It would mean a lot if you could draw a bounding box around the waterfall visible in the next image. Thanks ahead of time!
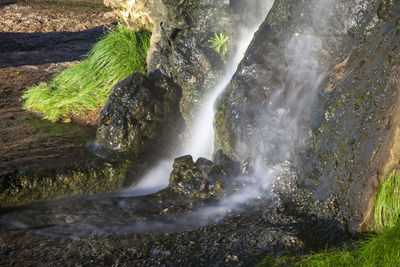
[121,0,274,197]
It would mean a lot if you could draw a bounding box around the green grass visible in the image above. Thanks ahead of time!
[23,23,151,123]
[258,171,400,267]
[296,224,400,267]
[374,171,400,231]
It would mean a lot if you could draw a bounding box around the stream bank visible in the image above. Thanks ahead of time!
[0,1,128,206]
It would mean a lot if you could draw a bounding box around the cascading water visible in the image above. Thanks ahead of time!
[122,0,274,197]
[2,1,388,264]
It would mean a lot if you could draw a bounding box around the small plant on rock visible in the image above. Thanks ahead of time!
[208,32,229,56]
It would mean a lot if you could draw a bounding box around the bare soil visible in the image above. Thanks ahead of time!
[0,1,117,177]
[0,1,115,33]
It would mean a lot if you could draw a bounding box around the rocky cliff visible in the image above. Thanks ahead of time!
[215,0,400,231]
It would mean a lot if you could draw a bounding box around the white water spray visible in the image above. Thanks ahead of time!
[181,20,273,159]
[122,1,274,197]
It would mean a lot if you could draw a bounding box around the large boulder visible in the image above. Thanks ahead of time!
[95,71,183,159]
[301,0,400,231]
[104,0,272,121]
[215,0,400,231]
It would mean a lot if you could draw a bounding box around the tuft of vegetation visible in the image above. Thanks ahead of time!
[258,170,400,267]
[297,223,400,267]
[208,32,229,56]
[23,23,151,123]
[374,171,400,232]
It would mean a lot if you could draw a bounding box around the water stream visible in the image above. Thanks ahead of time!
[0,0,349,236]
[122,0,274,197]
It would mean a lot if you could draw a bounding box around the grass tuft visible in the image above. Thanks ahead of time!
[374,171,400,231]
[23,23,151,123]
[258,170,400,267]
[297,223,400,267]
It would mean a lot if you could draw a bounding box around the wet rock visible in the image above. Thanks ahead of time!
[300,0,400,231]
[215,0,356,161]
[241,158,255,175]
[215,0,400,231]
[106,0,271,121]
[95,71,183,159]
[0,164,351,265]
[213,149,241,177]
[169,155,229,199]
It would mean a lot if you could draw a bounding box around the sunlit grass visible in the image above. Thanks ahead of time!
[23,23,151,123]
[297,223,400,267]
[258,171,400,267]
[374,171,400,231]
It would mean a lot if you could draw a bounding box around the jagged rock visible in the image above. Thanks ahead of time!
[95,71,183,158]
[215,0,356,161]
[213,149,241,177]
[169,155,230,199]
[105,0,272,121]
[215,0,400,231]
[103,0,165,31]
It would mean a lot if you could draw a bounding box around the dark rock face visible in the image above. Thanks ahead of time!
[215,0,400,231]
[95,71,183,159]
[301,0,400,231]
[215,0,356,161]
[147,0,272,121]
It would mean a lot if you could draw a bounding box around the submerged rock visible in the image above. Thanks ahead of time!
[95,71,183,159]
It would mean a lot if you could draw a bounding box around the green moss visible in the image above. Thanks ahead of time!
[23,23,151,122]
[0,159,131,207]
[214,87,236,159]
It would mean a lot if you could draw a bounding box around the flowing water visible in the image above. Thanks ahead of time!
[121,0,274,197]
[121,0,350,223]
[0,0,353,236]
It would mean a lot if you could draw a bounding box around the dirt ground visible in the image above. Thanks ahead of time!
[0,0,115,33]
[0,1,117,176]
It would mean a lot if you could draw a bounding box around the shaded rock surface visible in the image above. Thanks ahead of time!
[95,71,183,160]
[215,0,400,231]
